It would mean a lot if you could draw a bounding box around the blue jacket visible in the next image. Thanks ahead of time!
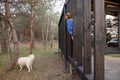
[66,19,73,36]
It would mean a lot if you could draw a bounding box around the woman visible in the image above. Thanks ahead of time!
[65,13,73,40]
[65,12,74,74]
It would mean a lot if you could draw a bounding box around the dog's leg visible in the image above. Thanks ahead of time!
[30,61,33,70]
[30,65,32,70]
[30,63,33,70]
[19,65,23,71]
[26,65,30,72]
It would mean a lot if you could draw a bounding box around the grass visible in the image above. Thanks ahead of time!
[0,54,10,70]
[0,46,58,66]
[106,54,120,57]
[0,42,81,80]
[0,43,60,80]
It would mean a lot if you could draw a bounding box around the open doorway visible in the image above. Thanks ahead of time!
[106,13,119,49]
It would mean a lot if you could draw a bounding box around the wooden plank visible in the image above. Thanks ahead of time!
[69,59,88,80]
[75,0,84,66]
[58,4,68,71]
[69,0,72,13]
[94,0,105,80]
[65,0,74,59]
[71,0,74,17]
[73,0,77,61]
[58,11,64,52]
[66,2,72,58]
[67,0,70,12]
[106,7,120,12]
[83,0,91,74]
[64,5,68,72]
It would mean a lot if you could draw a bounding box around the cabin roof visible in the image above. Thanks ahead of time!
[106,0,120,7]
[108,0,120,3]
[105,0,120,16]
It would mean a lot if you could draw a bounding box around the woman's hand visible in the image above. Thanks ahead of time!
[71,36,73,40]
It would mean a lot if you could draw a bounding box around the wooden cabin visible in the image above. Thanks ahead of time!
[58,0,120,80]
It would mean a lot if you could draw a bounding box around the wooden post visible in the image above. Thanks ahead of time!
[67,0,70,13]
[71,0,74,16]
[75,0,84,66]
[94,0,105,80]
[69,0,72,13]
[64,5,68,72]
[73,0,77,61]
[66,0,73,59]
[83,0,91,74]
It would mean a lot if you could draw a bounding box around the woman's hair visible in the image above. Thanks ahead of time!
[66,13,71,19]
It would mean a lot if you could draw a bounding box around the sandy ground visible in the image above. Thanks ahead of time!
[105,56,120,80]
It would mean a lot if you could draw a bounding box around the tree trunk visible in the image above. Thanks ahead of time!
[50,21,55,48]
[29,0,35,54]
[4,0,10,53]
[44,19,49,49]
[41,16,45,46]
[0,17,8,53]
[6,28,19,72]
[1,17,19,72]
[43,25,48,49]
[0,20,7,53]
[0,0,19,72]
[0,21,3,51]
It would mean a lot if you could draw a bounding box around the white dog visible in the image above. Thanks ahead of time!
[17,54,35,72]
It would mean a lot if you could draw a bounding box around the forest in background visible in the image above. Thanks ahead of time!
[0,0,63,72]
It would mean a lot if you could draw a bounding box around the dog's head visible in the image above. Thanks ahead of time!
[29,54,35,60]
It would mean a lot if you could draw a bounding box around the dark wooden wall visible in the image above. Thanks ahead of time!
[58,6,68,70]
[83,0,91,74]
[58,0,106,80]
